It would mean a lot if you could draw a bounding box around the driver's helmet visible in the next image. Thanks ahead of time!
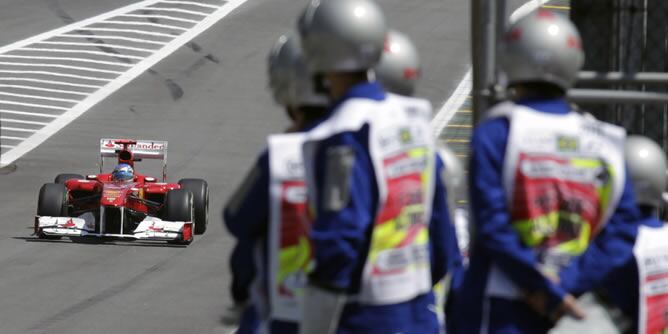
[112,163,134,182]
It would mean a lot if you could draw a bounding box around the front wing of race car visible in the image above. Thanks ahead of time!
[34,215,193,243]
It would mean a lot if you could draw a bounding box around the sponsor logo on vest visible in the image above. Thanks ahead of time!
[285,159,304,178]
[557,135,578,152]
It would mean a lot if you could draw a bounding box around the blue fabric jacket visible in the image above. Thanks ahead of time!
[450,98,642,334]
[305,82,462,334]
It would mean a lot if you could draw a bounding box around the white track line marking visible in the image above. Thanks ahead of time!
[101,20,189,31]
[0,100,69,110]
[159,0,220,10]
[2,118,49,126]
[143,7,209,16]
[0,77,101,89]
[0,84,89,96]
[17,47,145,61]
[0,92,78,104]
[431,0,550,137]
[34,41,155,54]
[0,145,15,149]
[0,109,59,118]
[74,27,176,38]
[58,34,168,46]
[118,14,200,24]
[1,0,251,166]
[0,61,123,74]
[0,1,168,54]
[431,70,471,137]
[0,54,134,67]
[0,70,110,82]
[1,136,28,141]
[1,127,37,133]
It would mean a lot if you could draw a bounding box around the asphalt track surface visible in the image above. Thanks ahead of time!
[0,0,519,333]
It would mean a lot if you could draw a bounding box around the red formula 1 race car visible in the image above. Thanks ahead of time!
[34,139,209,245]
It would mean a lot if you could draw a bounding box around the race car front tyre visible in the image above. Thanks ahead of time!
[54,173,83,184]
[178,178,209,235]
[164,189,194,245]
[37,183,67,240]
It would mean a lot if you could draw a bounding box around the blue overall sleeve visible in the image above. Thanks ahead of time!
[229,240,256,304]
[223,150,270,302]
[470,118,566,310]
[430,154,463,284]
[223,150,270,239]
[307,127,377,291]
[558,174,641,296]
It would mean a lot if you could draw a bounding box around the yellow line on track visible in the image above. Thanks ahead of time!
[446,138,470,143]
[446,124,472,128]
[541,5,570,10]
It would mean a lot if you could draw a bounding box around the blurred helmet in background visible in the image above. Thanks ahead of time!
[500,9,584,91]
[268,33,327,108]
[375,30,420,96]
[297,0,387,73]
[625,135,667,208]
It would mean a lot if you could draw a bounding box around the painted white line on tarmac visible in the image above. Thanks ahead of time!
[0,70,111,82]
[58,34,168,46]
[431,0,550,137]
[160,0,220,10]
[34,41,155,53]
[2,118,49,126]
[17,47,145,61]
[1,127,37,133]
[0,84,89,96]
[0,109,59,118]
[0,77,103,89]
[431,70,471,137]
[1,0,251,166]
[118,14,200,24]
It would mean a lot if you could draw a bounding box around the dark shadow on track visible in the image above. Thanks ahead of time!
[13,236,188,248]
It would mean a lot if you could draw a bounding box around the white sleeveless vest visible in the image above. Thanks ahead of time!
[303,93,436,305]
[635,223,668,334]
[266,132,311,322]
[484,102,626,298]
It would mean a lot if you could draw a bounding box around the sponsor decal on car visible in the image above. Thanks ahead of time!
[103,140,166,151]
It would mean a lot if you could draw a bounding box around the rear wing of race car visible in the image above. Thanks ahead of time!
[99,139,168,181]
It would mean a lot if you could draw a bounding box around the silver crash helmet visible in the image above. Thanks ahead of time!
[375,30,420,96]
[267,33,327,107]
[500,9,584,91]
[625,135,667,209]
[297,0,387,73]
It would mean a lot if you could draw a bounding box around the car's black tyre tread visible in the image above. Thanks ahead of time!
[164,189,193,245]
[178,179,209,235]
[37,183,67,240]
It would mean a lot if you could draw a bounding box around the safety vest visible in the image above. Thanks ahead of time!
[485,102,626,298]
[635,223,668,334]
[303,93,435,305]
[266,132,312,322]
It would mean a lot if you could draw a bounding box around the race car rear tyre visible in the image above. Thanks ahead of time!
[164,189,194,245]
[178,178,209,235]
[54,173,83,184]
[37,183,67,240]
